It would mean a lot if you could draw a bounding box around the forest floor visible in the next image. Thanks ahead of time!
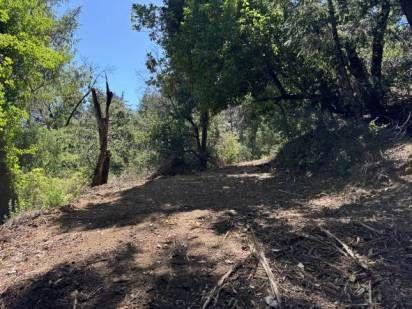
[1,141,412,308]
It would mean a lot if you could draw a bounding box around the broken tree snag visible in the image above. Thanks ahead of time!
[91,77,113,187]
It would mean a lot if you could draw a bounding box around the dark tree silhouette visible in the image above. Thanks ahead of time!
[91,76,113,187]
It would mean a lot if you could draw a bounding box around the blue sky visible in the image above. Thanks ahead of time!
[59,0,163,108]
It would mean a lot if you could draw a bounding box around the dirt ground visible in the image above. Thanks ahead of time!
[1,142,411,308]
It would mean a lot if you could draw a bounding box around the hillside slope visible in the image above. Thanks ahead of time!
[1,141,411,308]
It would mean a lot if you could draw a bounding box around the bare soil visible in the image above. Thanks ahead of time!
[1,142,411,308]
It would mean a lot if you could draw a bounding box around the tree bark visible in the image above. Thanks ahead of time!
[327,0,353,98]
[198,110,209,169]
[400,0,412,27]
[371,0,390,83]
[369,0,391,115]
[91,78,113,187]
[185,110,209,169]
[344,41,375,115]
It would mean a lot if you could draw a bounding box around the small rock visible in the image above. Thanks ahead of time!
[6,268,17,275]
[12,253,27,263]
[264,296,278,308]
[227,209,237,216]
[112,275,130,283]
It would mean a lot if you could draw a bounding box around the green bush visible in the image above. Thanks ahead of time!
[275,121,386,176]
[216,132,241,165]
[12,168,87,216]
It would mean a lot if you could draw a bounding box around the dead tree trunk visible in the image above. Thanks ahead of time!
[91,77,113,187]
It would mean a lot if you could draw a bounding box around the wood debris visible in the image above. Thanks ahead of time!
[320,227,370,270]
[202,253,252,309]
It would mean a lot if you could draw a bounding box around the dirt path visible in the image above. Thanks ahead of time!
[1,144,412,308]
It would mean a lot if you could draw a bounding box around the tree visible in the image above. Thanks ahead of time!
[133,0,411,141]
[91,77,113,186]
[0,0,74,221]
[132,1,250,167]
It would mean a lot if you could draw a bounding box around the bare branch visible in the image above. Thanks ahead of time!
[65,72,103,126]
[65,88,92,126]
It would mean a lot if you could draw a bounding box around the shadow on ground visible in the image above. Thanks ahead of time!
[2,141,412,307]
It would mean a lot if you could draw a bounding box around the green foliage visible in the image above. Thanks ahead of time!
[215,132,241,165]
[0,0,410,220]
[12,168,86,215]
[136,92,195,173]
[0,0,79,218]
[368,118,388,137]
[133,0,411,145]
[275,121,385,176]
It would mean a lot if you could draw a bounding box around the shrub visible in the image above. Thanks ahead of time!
[275,121,387,176]
[216,132,241,165]
[11,168,87,216]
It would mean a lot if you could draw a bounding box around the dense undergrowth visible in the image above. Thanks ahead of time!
[10,109,394,219]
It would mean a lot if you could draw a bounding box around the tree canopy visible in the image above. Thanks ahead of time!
[132,0,411,167]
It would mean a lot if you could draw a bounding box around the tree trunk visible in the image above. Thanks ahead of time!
[186,110,209,170]
[198,110,209,170]
[0,137,15,223]
[400,0,412,27]
[344,42,377,116]
[369,0,391,116]
[327,0,353,99]
[371,0,390,83]
[91,78,113,187]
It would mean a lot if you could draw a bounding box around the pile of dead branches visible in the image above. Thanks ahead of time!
[202,221,410,308]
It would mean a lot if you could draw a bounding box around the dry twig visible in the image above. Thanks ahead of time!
[320,227,369,270]
[357,221,383,235]
[250,230,282,308]
[368,280,373,309]
[202,253,252,309]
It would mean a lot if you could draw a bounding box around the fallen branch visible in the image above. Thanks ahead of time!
[320,227,369,270]
[295,231,323,243]
[202,253,252,309]
[357,221,383,235]
[368,280,373,308]
[277,189,301,197]
[343,303,380,308]
[250,230,282,308]
[395,111,411,139]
